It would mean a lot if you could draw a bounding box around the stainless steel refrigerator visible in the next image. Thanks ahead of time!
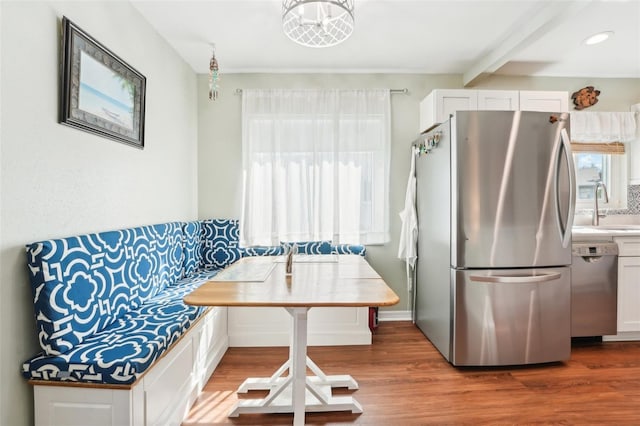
[414,110,575,366]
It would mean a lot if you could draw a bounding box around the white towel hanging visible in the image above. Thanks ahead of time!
[398,146,419,294]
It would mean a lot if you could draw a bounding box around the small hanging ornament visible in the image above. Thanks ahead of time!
[208,44,220,101]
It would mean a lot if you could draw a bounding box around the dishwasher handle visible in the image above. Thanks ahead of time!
[470,272,561,284]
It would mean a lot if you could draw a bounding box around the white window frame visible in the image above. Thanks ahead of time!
[573,151,627,211]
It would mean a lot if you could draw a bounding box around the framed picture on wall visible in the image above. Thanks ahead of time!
[60,16,146,148]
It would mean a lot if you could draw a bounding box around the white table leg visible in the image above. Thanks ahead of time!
[290,307,308,426]
[229,307,363,421]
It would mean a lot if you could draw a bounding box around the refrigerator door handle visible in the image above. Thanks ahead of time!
[555,127,576,248]
[470,272,562,284]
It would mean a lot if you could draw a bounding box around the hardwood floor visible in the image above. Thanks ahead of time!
[183,321,640,425]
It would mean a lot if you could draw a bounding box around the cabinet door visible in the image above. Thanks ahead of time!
[477,90,519,111]
[437,90,478,121]
[618,256,640,332]
[519,90,569,112]
[419,89,477,132]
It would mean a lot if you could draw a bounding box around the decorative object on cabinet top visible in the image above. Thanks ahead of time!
[571,86,600,110]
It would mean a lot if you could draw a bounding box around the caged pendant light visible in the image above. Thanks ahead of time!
[282,0,355,48]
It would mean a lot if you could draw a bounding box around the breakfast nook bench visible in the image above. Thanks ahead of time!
[22,218,367,426]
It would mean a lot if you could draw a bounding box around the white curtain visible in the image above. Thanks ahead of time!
[571,111,637,142]
[240,89,391,246]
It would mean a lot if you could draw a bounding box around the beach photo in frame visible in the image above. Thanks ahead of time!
[60,17,146,148]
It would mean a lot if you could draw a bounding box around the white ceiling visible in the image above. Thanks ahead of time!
[131,0,640,84]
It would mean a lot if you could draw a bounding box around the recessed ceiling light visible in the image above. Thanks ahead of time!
[584,31,614,45]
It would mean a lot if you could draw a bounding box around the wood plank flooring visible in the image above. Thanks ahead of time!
[183,321,640,425]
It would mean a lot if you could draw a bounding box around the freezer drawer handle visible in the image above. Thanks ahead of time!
[470,272,562,283]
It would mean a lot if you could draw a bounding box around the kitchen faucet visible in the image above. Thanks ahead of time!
[592,181,609,226]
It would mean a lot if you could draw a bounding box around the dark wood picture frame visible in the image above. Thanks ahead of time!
[60,17,146,148]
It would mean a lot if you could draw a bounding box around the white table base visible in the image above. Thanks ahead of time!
[228,308,363,425]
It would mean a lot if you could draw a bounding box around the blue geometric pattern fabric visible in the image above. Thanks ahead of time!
[23,218,367,385]
[25,222,184,356]
[281,240,333,255]
[23,297,206,384]
[201,219,242,270]
[243,245,285,257]
[332,243,366,256]
[182,221,202,277]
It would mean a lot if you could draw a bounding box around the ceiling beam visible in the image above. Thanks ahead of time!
[462,0,593,87]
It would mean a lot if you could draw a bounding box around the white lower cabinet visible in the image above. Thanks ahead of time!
[604,237,640,341]
[617,256,640,332]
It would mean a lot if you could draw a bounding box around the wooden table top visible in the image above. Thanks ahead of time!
[183,255,400,308]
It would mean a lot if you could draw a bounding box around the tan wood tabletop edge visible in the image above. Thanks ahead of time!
[183,256,400,308]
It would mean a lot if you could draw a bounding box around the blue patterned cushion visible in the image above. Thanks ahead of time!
[184,268,220,282]
[22,298,207,385]
[182,221,202,277]
[201,219,242,269]
[282,240,333,255]
[242,245,285,257]
[332,244,366,256]
[25,222,184,356]
[136,223,185,302]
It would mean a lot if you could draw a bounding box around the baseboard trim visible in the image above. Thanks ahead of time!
[603,332,640,342]
[378,310,412,322]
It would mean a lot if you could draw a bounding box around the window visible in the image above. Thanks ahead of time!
[569,110,636,211]
[240,89,390,246]
[573,151,627,210]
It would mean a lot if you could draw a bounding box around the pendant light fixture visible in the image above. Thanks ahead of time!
[282,0,355,48]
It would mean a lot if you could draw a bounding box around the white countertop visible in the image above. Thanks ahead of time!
[572,225,640,239]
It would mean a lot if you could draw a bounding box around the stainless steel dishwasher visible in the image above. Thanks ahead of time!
[571,242,618,337]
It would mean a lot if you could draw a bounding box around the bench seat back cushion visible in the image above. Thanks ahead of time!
[182,221,203,277]
[201,219,242,270]
[281,240,333,255]
[26,222,185,356]
[332,243,366,256]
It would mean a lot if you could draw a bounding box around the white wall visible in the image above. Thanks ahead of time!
[0,1,198,424]
[197,73,640,315]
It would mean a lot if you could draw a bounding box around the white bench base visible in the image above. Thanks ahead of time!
[228,306,371,347]
[32,305,372,426]
[32,306,228,426]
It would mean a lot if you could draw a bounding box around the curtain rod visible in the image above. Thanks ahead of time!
[234,88,408,95]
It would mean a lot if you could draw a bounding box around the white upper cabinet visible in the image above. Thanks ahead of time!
[419,89,477,133]
[477,90,519,111]
[519,90,569,112]
[419,89,568,133]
